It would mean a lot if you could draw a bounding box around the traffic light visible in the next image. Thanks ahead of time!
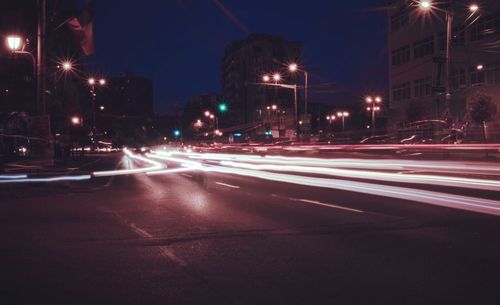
[173,129,181,138]
[218,103,228,113]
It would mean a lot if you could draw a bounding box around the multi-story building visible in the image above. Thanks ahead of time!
[388,0,500,139]
[221,33,301,131]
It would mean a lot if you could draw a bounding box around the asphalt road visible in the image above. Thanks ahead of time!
[1,154,500,305]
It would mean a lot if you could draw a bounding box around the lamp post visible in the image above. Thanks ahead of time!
[261,76,299,139]
[288,63,309,115]
[5,35,37,77]
[365,96,382,135]
[417,1,480,119]
[204,111,219,139]
[336,111,349,132]
[88,77,106,130]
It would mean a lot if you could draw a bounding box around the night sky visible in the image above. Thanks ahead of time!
[88,0,389,114]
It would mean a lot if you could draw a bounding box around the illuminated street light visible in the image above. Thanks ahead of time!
[336,111,349,131]
[262,75,270,82]
[6,35,22,51]
[288,62,309,116]
[272,104,278,110]
[419,0,431,10]
[71,116,81,126]
[62,61,72,71]
[273,73,281,83]
[99,78,106,86]
[469,4,479,12]
[88,78,96,85]
[365,96,382,135]
[204,110,211,117]
[477,64,484,70]
[99,106,105,111]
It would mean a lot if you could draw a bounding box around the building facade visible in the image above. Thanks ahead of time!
[221,33,301,131]
[388,0,500,139]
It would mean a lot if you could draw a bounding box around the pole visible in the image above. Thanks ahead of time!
[342,117,345,132]
[37,0,46,116]
[91,86,96,129]
[444,9,453,118]
[371,107,375,136]
[304,71,308,115]
[294,85,298,141]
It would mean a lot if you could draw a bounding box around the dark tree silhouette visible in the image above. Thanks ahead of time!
[468,93,497,142]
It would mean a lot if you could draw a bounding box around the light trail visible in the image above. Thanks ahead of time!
[0,174,28,179]
[92,148,163,177]
[149,150,500,216]
[0,175,91,184]
[176,151,500,176]
[219,161,500,192]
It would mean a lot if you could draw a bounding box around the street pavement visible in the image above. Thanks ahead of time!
[1,152,500,305]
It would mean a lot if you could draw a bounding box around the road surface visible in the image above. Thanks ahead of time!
[1,152,500,305]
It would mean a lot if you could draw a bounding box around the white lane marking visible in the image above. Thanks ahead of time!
[181,173,193,178]
[215,182,241,189]
[290,198,364,213]
[103,209,187,266]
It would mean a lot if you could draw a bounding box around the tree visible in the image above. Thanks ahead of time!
[468,93,497,142]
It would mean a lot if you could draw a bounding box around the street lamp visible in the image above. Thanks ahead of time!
[416,1,479,119]
[273,73,281,83]
[71,116,82,126]
[365,95,382,136]
[476,64,484,71]
[326,115,336,125]
[336,111,349,132]
[88,77,106,129]
[419,0,432,10]
[288,62,309,115]
[6,35,22,51]
[262,75,270,82]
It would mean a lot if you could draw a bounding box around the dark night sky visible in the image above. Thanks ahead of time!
[88,0,389,114]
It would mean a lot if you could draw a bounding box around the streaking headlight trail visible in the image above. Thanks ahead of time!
[92,148,163,177]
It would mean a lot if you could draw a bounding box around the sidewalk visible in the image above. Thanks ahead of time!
[1,153,120,177]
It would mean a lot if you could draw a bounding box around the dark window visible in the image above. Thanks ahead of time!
[392,45,410,66]
[413,36,434,59]
[392,82,411,101]
[414,77,432,97]
[391,7,409,32]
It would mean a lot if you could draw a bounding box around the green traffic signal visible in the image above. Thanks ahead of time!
[218,103,228,113]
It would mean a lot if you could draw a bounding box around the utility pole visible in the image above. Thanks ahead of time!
[444,9,453,118]
[37,0,47,116]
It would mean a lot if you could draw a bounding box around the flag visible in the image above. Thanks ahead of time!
[67,0,96,56]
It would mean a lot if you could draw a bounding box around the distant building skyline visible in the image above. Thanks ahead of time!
[88,0,388,114]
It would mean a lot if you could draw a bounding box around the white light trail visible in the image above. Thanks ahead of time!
[92,148,163,177]
[177,151,500,176]
[149,150,500,216]
[0,174,28,179]
[0,175,91,184]
[219,161,500,192]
